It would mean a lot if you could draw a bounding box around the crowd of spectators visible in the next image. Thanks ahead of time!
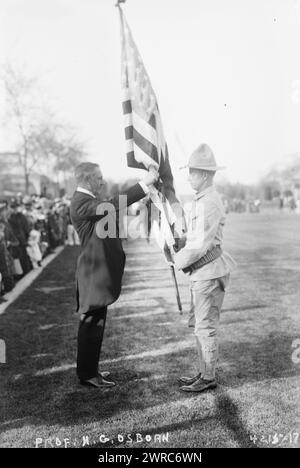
[0,194,79,299]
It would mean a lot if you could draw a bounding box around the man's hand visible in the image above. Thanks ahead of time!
[142,166,159,186]
[173,235,187,253]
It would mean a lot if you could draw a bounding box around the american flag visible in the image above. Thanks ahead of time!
[118,7,184,248]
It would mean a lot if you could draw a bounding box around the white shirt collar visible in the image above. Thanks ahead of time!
[76,186,96,199]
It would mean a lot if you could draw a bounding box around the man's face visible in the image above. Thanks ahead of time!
[188,168,207,192]
[89,167,105,196]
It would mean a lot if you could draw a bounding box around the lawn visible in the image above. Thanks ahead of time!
[0,212,299,448]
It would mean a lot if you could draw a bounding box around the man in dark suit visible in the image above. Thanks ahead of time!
[70,161,158,388]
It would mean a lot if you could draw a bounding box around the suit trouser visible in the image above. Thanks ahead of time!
[189,274,230,380]
[77,306,107,381]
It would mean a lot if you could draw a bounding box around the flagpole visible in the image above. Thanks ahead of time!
[158,186,183,314]
[170,265,182,314]
[163,243,183,314]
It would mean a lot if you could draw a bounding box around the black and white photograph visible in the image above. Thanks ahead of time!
[0,0,299,452]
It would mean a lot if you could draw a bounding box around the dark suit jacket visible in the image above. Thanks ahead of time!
[70,184,146,314]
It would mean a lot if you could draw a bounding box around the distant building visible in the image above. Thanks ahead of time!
[0,152,58,197]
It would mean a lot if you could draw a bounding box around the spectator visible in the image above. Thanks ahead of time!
[35,215,49,257]
[8,201,32,275]
[26,229,42,269]
[66,204,80,246]
[0,194,80,298]
[22,196,37,230]
[254,199,261,213]
[46,203,61,251]
[0,220,15,293]
[290,196,296,212]
[279,195,284,210]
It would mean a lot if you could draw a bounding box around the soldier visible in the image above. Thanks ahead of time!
[174,144,236,393]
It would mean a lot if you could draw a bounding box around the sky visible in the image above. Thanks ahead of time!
[0,0,300,194]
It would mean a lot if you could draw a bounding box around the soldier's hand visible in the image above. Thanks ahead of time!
[173,235,187,253]
[143,166,159,186]
[163,243,174,264]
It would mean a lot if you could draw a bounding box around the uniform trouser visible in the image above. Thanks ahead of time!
[76,306,107,381]
[189,274,230,380]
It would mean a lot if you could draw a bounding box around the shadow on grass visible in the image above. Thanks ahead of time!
[1,332,299,440]
[214,393,256,448]
[1,375,257,448]
[222,305,268,313]
[86,389,257,449]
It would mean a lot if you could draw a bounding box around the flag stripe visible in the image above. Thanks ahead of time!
[125,125,133,140]
[133,128,159,163]
[119,7,179,220]
[122,88,130,101]
[125,138,134,153]
[122,100,132,114]
[127,151,146,169]
[133,142,158,168]
[124,112,133,127]
[132,111,157,147]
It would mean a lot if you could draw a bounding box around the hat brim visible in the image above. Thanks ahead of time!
[180,165,226,171]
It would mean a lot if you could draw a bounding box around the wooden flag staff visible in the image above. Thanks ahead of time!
[171,264,183,314]
[163,242,183,315]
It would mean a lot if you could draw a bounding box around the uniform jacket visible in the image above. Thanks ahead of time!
[174,185,236,280]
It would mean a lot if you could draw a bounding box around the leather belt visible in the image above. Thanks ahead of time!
[182,245,222,274]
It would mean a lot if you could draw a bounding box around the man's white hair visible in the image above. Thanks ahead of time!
[75,162,99,184]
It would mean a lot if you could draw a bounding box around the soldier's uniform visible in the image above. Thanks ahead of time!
[174,144,236,390]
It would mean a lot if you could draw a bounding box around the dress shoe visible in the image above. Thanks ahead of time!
[180,377,217,393]
[80,375,116,388]
[178,372,202,385]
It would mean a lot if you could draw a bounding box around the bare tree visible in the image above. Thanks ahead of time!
[33,125,87,188]
[2,65,48,193]
[2,65,86,194]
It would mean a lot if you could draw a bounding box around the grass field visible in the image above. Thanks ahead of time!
[0,212,299,448]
